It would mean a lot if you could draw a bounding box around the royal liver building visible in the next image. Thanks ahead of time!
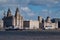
[3,8,23,29]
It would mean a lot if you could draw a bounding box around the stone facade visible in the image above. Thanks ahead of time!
[14,8,23,29]
[23,16,58,30]
[38,16,44,29]
[3,8,23,29]
[23,21,30,29]
[23,20,39,29]
[0,19,3,29]
[44,16,58,29]
[29,20,39,29]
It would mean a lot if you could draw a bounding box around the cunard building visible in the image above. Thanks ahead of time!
[3,8,23,29]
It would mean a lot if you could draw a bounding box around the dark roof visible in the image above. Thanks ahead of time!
[51,18,60,23]
[51,19,56,23]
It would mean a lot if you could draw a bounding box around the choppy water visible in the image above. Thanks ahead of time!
[0,31,60,40]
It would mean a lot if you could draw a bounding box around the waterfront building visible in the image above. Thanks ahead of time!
[0,19,3,30]
[38,16,44,29]
[3,8,23,29]
[24,16,58,30]
[23,20,39,29]
[23,21,29,29]
[44,16,58,29]
[29,20,39,29]
[51,18,60,28]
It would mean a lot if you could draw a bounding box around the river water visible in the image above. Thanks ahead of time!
[0,31,60,40]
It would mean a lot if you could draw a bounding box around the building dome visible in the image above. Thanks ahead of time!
[46,16,51,23]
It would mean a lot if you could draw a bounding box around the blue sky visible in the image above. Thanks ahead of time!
[0,0,60,20]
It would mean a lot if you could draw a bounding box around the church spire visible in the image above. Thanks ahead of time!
[7,8,12,17]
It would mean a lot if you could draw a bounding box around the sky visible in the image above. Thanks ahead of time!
[0,0,60,20]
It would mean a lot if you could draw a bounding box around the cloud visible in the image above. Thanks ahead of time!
[21,7,30,12]
[0,0,8,3]
[0,0,59,8]
[21,7,35,17]
[29,0,59,5]
[38,9,54,18]
[0,0,60,19]
[28,0,60,8]
[28,13,35,16]
[40,9,49,14]
[38,8,60,19]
